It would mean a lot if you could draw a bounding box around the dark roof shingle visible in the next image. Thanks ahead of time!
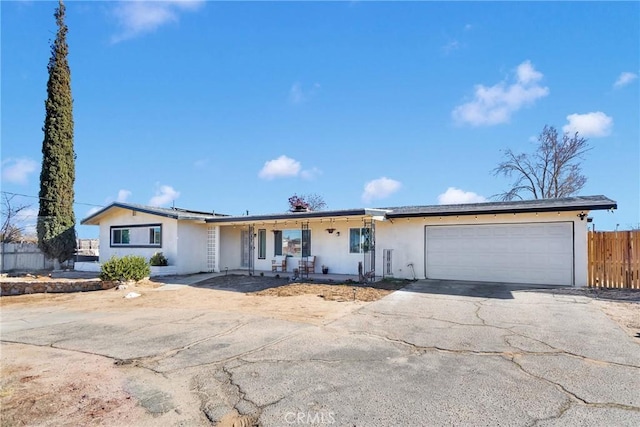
[384,195,617,218]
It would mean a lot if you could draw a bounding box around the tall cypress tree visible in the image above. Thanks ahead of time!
[37,0,76,268]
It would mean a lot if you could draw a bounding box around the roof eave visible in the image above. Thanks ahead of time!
[386,202,617,219]
[81,202,182,225]
[205,209,380,224]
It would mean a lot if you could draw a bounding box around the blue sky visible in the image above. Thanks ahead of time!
[2,0,638,238]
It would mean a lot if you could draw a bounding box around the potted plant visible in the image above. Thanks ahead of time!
[322,265,329,274]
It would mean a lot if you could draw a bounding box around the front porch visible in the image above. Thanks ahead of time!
[207,208,386,280]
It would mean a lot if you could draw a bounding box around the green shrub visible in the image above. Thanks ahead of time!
[100,255,151,282]
[149,252,168,266]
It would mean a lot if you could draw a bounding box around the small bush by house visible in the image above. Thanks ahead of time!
[100,255,150,282]
[149,252,169,267]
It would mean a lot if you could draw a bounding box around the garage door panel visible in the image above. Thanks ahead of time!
[426,223,573,286]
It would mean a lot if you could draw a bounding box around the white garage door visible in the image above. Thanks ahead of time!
[425,222,573,286]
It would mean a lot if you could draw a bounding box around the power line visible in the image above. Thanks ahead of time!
[1,191,105,208]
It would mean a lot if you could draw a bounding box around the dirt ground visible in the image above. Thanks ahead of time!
[0,274,407,426]
[1,274,638,426]
[1,344,149,427]
[546,287,640,340]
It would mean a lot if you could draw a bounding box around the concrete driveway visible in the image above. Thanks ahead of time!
[2,279,639,426]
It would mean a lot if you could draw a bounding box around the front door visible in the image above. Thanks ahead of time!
[240,226,255,274]
[362,219,375,282]
[241,230,250,268]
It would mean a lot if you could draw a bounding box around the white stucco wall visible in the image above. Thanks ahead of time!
[97,210,179,265]
[92,209,212,275]
[183,209,590,285]
[176,221,209,274]
[221,221,374,275]
[219,226,242,271]
[301,223,368,275]
[375,211,590,285]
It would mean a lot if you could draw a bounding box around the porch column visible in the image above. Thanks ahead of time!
[207,225,221,272]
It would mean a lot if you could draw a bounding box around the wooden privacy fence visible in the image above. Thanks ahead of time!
[588,230,640,289]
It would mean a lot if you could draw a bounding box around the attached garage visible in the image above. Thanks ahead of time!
[425,222,574,286]
[382,196,618,286]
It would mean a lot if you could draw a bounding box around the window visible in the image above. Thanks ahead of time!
[273,229,311,257]
[258,229,266,259]
[274,230,283,256]
[110,224,162,247]
[149,226,161,245]
[302,229,311,257]
[349,228,371,253]
[283,229,301,256]
[112,228,130,245]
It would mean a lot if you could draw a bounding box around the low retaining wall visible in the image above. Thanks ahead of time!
[0,279,114,297]
[75,262,179,276]
[73,262,101,273]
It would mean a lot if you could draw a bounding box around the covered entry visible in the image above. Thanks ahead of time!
[425,222,574,286]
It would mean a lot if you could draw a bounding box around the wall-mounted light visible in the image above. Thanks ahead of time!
[577,212,587,221]
[326,228,336,234]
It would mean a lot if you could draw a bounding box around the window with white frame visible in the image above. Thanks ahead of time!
[112,228,130,245]
[149,226,161,245]
[273,229,311,257]
[111,224,162,247]
[257,229,266,259]
[349,227,371,253]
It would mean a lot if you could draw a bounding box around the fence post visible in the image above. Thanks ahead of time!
[625,231,631,288]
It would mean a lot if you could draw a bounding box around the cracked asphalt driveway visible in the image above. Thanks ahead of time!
[1,278,639,426]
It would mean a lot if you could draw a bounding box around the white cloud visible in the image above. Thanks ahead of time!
[452,60,549,126]
[14,207,38,235]
[111,0,204,43]
[14,207,38,222]
[563,112,613,138]
[149,185,180,207]
[437,187,487,205]
[362,177,401,204]
[1,158,38,185]
[117,189,132,203]
[613,71,638,88]
[300,167,322,180]
[515,60,543,84]
[289,82,320,105]
[258,155,301,180]
[289,83,305,104]
[442,40,461,54]
[86,206,101,217]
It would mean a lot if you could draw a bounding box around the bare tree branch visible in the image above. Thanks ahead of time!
[288,193,327,212]
[493,126,590,200]
[1,194,32,243]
